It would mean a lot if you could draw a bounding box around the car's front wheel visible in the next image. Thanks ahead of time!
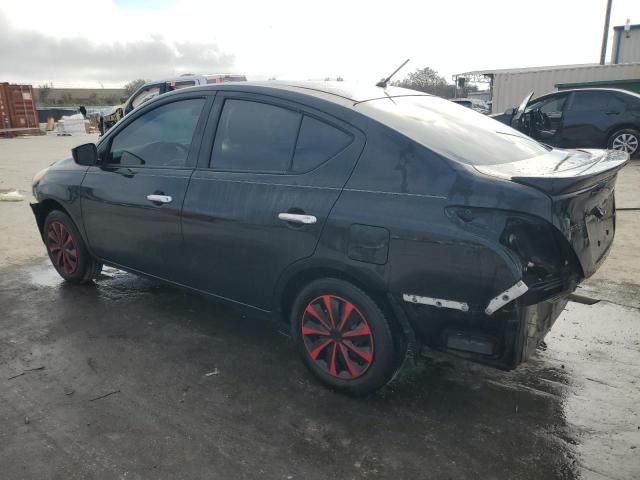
[608,128,640,158]
[290,278,401,395]
[43,210,102,284]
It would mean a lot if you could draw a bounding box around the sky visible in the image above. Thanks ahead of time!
[1,0,639,88]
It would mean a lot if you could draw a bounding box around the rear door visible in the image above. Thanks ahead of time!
[181,92,365,309]
[561,91,624,148]
[82,93,211,279]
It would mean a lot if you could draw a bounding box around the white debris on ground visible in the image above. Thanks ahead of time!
[0,190,24,202]
[55,113,90,136]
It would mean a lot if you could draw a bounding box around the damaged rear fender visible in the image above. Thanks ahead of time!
[394,207,582,321]
[444,206,583,307]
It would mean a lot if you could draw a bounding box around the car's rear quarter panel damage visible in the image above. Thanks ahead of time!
[335,124,586,369]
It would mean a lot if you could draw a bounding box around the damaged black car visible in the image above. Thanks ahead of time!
[30,82,627,394]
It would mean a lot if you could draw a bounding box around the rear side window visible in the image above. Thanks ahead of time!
[292,116,352,172]
[211,100,301,172]
[109,98,205,168]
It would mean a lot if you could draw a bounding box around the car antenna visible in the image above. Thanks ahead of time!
[376,59,410,88]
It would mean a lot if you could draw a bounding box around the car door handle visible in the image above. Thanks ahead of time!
[278,213,317,224]
[146,194,172,204]
[605,111,621,115]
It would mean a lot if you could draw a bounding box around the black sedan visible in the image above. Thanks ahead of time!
[492,88,640,157]
[31,82,627,394]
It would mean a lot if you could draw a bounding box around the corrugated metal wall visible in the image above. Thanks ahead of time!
[492,63,640,113]
[612,28,640,64]
[0,83,40,137]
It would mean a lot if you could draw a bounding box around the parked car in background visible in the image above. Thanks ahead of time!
[99,73,247,134]
[450,97,490,114]
[492,88,640,157]
[32,82,627,394]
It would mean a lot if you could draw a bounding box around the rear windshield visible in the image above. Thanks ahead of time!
[359,95,549,165]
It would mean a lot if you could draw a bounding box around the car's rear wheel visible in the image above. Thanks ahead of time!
[43,210,101,284]
[290,278,400,395]
[608,128,640,158]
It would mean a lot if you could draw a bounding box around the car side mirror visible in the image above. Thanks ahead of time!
[504,107,516,116]
[71,143,98,166]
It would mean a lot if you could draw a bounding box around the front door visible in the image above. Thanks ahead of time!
[523,93,569,145]
[181,93,365,310]
[81,95,209,279]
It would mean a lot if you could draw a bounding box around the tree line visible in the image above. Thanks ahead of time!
[392,67,477,98]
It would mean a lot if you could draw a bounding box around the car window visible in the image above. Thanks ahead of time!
[174,81,197,90]
[526,95,567,115]
[210,99,301,172]
[359,95,550,165]
[453,100,472,108]
[292,116,352,173]
[109,98,205,168]
[569,92,609,112]
[131,86,162,109]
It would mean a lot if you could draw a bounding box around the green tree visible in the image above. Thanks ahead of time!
[392,67,452,97]
[37,83,52,105]
[101,95,118,105]
[60,92,73,105]
[123,79,147,98]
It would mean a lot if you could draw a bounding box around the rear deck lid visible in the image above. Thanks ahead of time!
[475,148,628,194]
[476,148,628,277]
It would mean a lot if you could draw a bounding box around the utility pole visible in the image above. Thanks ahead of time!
[600,0,613,65]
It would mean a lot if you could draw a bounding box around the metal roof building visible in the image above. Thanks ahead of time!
[454,22,640,113]
[456,62,640,114]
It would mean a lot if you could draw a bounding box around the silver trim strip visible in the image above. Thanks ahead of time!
[402,294,469,312]
[484,280,529,315]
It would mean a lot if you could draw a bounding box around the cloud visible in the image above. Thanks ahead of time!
[0,11,234,86]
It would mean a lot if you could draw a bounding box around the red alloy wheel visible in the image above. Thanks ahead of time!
[46,221,78,275]
[301,295,375,379]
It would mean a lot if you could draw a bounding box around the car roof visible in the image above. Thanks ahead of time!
[143,75,206,85]
[535,87,640,99]
[168,81,431,107]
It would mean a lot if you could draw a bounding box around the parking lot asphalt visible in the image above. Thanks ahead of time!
[1,135,640,479]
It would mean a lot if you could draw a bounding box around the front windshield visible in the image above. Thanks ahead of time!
[359,95,550,165]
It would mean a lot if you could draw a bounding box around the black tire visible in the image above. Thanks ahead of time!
[290,278,400,395]
[608,128,640,158]
[43,210,102,284]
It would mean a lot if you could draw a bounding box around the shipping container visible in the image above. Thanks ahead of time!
[456,63,640,113]
[0,83,40,138]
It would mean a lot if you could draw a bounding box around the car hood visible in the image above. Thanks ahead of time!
[475,148,629,194]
